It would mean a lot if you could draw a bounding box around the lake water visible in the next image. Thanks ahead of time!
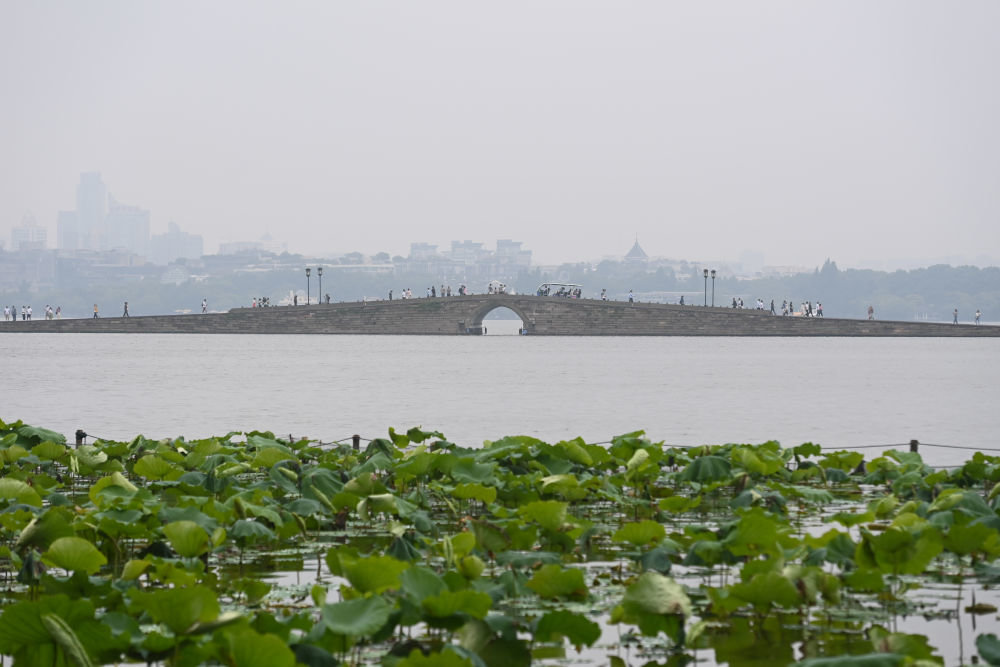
[2,331,997,468]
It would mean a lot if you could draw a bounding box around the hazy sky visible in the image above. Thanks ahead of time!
[3,2,999,268]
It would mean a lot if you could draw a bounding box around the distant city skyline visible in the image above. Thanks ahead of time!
[3,3,998,270]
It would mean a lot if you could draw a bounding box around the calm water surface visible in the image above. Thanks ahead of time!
[2,331,997,467]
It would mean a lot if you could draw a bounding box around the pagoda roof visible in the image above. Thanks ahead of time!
[625,239,648,260]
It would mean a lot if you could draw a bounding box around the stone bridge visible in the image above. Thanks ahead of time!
[3,294,999,336]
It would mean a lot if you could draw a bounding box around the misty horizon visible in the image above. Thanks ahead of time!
[4,2,998,271]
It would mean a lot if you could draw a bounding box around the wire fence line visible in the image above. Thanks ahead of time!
[72,430,999,467]
[321,436,1000,455]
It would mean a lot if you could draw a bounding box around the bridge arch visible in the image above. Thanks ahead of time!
[467,297,533,334]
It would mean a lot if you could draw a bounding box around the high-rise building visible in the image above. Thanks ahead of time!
[10,213,47,250]
[57,211,79,250]
[76,172,107,250]
[150,222,204,265]
[106,194,150,257]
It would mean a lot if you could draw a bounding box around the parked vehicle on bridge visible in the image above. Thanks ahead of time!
[536,282,582,298]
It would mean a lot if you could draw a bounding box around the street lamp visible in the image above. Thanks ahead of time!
[305,267,311,305]
[703,269,708,307]
[710,269,716,307]
[317,266,323,304]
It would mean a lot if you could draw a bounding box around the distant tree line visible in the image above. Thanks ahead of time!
[3,259,997,323]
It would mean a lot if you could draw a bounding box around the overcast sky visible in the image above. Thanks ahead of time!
[2,2,998,269]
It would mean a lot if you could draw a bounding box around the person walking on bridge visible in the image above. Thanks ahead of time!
[953,308,958,324]
[93,304,99,318]
[123,301,130,317]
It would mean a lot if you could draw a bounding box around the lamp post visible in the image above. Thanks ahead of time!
[305,267,311,305]
[703,269,708,307]
[317,266,323,304]
[710,269,716,307]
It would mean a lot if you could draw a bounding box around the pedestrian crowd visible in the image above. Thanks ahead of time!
[3,304,63,321]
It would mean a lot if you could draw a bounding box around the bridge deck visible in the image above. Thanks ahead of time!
[2,295,998,336]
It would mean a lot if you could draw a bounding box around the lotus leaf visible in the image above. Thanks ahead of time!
[639,545,675,574]
[869,494,899,519]
[322,595,392,637]
[857,526,943,575]
[451,459,496,484]
[0,477,43,506]
[422,589,492,620]
[555,438,594,466]
[679,455,731,482]
[73,445,108,469]
[328,550,409,594]
[449,531,476,559]
[358,493,402,520]
[534,610,600,650]
[659,494,702,513]
[133,454,180,481]
[43,536,107,575]
[160,506,219,533]
[470,518,510,554]
[0,595,100,665]
[231,519,277,545]
[730,571,800,612]
[1,443,29,464]
[978,634,1000,666]
[128,585,221,635]
[17,425,67,445]
[251,446,296,469]
[400,566,448,603]
[791,654,905,666]
[120,559,152,580]
[30,440,66,460]
[945,522,1000,557]
[518,500,568,533]
[612,520,666,547]
[163,520,211,557]
[830,510,875,528]
[286,497,323,516]
[223,627,296,667]
[732,446,784,475]
[395,451,436,480]
[16,508,75,551]
[723,507,788,558]
[868,626,941,663]
[397,648,476,667]
[613,571,690,640]
[526,564,588,600]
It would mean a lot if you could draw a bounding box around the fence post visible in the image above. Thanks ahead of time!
[909,439,919,453]
[352,434,361,451]
[75,429,86,447]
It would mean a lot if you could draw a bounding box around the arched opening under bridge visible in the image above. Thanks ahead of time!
[470,305,527,336]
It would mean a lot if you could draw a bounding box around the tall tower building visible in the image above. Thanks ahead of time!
[106,194,150,256]
[57,210,79,250]
[76,172,107,250]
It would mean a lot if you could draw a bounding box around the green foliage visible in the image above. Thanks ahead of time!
[978,634,1000,666]
[43,537,108,575]
[2,419,998,665]
[611,572,690,642]
[679,455,731,482]
[526,564,588,600]
[612,520,666,547]
[322,595,393,637]
[533,610,600,650]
